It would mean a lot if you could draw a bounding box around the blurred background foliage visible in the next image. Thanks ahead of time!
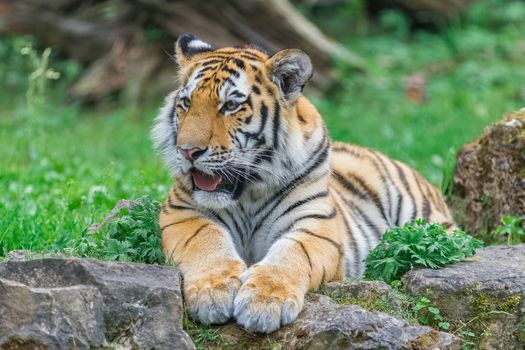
[1,0,524,256]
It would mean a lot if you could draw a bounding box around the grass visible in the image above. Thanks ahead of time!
[1,0,525,257]
[0,91,169,256]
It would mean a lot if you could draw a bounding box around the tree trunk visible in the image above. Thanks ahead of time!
[0,0,365,103]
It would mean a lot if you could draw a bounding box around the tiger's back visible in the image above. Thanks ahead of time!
[329,142,454,276]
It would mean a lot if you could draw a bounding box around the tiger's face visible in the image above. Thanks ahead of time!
[153,34,313,209]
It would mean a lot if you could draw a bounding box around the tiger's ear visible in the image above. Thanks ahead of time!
[175,33,213,69]
[266,49,313,101]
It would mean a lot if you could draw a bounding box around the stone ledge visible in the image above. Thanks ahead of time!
[404,244,525,350]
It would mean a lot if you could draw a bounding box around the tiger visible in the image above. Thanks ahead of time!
[152,33,455,334]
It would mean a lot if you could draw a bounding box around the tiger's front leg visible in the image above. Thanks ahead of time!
[160,197,247,325]
[234,225,344,333]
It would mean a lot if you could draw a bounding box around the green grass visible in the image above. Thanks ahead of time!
[0,94,169,256]
[1,0,525,257]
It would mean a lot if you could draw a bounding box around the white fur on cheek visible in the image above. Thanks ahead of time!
[151,91,179,176]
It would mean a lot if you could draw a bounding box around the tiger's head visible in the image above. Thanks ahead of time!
[153,34,327,209]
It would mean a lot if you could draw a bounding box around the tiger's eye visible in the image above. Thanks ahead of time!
[181,97,191,109]
[224,101,239,111]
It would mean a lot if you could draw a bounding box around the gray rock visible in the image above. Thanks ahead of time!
[217,294,461,350]
[0,258,194,350]
[321,280,392,300]
[403,244,525,350]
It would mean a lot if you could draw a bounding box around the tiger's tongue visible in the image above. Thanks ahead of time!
[191,170,222,191]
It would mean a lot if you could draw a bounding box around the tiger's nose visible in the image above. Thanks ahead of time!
[177,146,208,161]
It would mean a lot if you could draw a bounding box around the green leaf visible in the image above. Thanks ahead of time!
[418,315,429,325]
[428,306,440,315]
[438,322,450,330]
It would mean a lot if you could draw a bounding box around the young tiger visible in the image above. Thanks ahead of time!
[152,34,455,333]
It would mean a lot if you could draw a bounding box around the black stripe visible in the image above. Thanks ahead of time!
[333,188,376,253]
[223,77,237,87]
[178,183,192,195]
[233,58,245,69]
[252,85,261,95]
[160,216,200,231]
[332,145,360,157]
[240,53,263,61]
[184,224,210,248]
[201,59,223,67]
[225,208,245,245]
[173,189,192,206]
[201,53,261,62]
[333,171,367,201]
[168,196,193,211]
[169,99,177,146]
[279,191,329,218]
[393,161,416,222]
[230,90,246,99]
[348,172,389,223]
[297,228,343,255]
[272,104,281,149]
[337,192,382,238]
[168,204,194,211]
[277,208,337,237]
[332,197,360,275]
[422,197,431,221]
[395,192,403,227]
[238,204,251,234]
[221,67,240,77]
[285,237,313,270]
[368,151,396,224]
[196,65,218,76]
[334,171,389,224]
[409,169,429,221]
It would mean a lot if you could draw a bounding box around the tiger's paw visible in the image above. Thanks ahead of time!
[233,265,305,333]
[184,260,246,325]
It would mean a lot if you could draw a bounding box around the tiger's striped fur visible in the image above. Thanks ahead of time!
[152,34,455,333]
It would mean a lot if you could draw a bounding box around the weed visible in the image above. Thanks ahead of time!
[183,310,227,350]
[364,219,483,283]
[71,196,164,264]
[413,297,450,330]
[19,43,61,113]
[492,215,525,245]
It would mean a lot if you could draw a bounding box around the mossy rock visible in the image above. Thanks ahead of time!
[449,108,525,238]
[403,245,525,350]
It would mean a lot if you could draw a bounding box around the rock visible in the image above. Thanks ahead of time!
[0,257,461,350]
[0,258,194,350]
[319,280,403,312]
[449,108,525,234]
[403,244,525,350]
[216,293,461,349]
[321,280,392,300]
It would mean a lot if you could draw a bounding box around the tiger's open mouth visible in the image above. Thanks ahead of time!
[190,169,241,195]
